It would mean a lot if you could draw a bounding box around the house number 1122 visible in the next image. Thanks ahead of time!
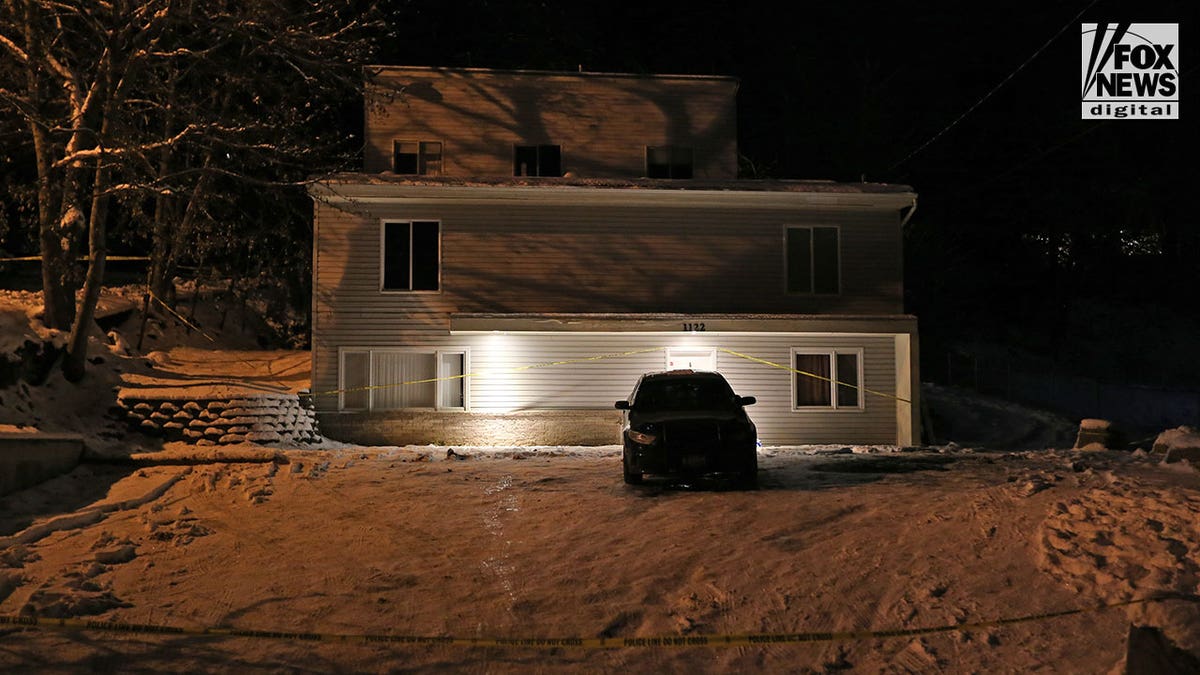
[682,323,706,332]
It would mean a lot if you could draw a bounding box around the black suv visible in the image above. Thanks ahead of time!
[615,370,758,488]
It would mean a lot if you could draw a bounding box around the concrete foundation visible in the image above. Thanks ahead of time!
[317,409,624,447]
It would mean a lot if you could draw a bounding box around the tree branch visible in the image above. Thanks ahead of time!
[51,123,196,168]
[0,29,27,62]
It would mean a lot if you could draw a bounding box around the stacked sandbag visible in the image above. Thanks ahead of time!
[116,389,321,445]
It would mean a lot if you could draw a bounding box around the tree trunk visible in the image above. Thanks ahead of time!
[62,163,110,382]
[147,86,178,306]
[147,150,214,303]
[38,197,79,330]
[29,111,76,330]
[147,203,177,305]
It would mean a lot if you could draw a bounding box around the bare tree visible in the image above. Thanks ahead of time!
[0,0,375,380]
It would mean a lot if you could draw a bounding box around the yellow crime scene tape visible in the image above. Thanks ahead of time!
[0,595,1183,648]
[142,288,292,393]
[0,255,150,262]
[312,346,668,400]
[106,286,908,406]
[719,348,912,404]
[313,347,910,405]
[145,288,217,346]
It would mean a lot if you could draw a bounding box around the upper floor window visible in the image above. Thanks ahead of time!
[393,140,442,175]
[646,146,693,179]
[514,144,562,177]
[382,220,440,291]
[786,225,840,294]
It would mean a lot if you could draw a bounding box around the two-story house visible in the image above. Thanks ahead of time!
[309,66,920,446]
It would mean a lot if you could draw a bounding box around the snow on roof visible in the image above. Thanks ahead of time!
[320,173,913,195]
[368,64,740,84]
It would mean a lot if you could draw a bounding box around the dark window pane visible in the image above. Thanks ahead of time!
[411,221,440,290]
[394,141,419,174]
[646,146,671,178]
[671,147,693,178]
[795,353,832,406]
[836,353,859,407]
[786,228,812,293]
[537,144,561,176]
[647,146,692,178]
[813,227,839,294]
[514,145,538,176]
[382,222,410,290]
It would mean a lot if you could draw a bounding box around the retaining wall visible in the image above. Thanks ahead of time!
[0,432,85,496]
[117,388,321,445]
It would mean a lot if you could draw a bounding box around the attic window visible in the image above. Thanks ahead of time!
[393,140,442,175]
[514,144,562,177]
[646,146,693,179]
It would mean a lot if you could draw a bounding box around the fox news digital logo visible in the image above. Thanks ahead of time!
[1082,23,1179,119]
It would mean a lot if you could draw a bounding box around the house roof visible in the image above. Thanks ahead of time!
[449,313,919,334]
[318,173,913,195]
[368,65,740,86]
[311,174,916,211]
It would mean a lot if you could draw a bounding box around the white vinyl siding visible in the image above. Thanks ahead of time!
[311,193,914,445]
[332,333,901,444]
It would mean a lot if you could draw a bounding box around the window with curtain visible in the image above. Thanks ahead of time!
[792,349,863,409]
[339,349,468,410]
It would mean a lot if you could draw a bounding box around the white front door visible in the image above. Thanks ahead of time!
[666,347,717,371]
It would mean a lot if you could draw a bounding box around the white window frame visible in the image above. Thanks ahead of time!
[789,347,865,412]
[783,225,842,295]
[380,219,442,293]
[338,347,470,411]
[338,348,372,411]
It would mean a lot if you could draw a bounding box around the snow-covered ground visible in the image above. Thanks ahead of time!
[2,289,1200,672]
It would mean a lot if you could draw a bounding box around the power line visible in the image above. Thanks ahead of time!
[950,60,1197,199]
[885,0,1100,176]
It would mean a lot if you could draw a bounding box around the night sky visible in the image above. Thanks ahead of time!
[377,0,1196,384]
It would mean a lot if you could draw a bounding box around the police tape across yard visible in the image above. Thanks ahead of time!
[0,594,1185,648]
[310,346,910,405]
[97,290,913,407]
